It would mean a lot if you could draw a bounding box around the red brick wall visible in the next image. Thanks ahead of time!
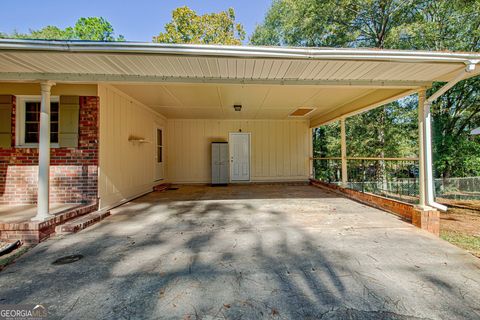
[0,96,99,205]
[310,179,414,221]
[309,179,440,235]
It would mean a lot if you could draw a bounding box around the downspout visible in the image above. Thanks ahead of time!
[423,61,478,211]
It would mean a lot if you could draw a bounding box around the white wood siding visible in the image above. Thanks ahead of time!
[167,119,309,183]
[98,85,166,210]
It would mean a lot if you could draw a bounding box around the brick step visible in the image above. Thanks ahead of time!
[55,210,110,234]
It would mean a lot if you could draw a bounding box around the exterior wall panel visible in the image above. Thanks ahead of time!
[97,85,166,210]
[167,119,309,183]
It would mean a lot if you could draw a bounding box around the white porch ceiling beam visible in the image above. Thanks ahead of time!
[0,72,432,88]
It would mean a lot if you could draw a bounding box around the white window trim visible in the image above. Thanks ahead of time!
[15,95,60,148]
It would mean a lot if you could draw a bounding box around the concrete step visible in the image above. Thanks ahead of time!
[153,183,171,192]
[55,210,110,234]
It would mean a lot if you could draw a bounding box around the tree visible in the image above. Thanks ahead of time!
[0,17,124,41]
[251,0,418,48]
[70,17,124,41]
[390,0,480,178]
[251,0,356,47]
[154,6,245,45]
[253,0,480,178]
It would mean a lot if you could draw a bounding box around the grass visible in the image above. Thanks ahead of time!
[440,230,480,258]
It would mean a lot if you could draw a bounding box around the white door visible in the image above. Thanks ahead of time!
[229,133,250,181]
[155,127,164,181]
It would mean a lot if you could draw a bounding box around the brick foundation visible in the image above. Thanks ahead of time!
[310,179,440,235]
[412,208,440,236]
[0,96,99,205]
[0,202,99,244]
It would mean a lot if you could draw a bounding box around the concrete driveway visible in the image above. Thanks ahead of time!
[1,184,480,320]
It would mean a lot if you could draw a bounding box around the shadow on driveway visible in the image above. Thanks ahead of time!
[1,185,479,319]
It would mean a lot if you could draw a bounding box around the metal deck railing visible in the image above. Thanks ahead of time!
[312,157,420,204]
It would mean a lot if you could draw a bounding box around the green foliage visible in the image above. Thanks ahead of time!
[0,17,124,41]
[154,6,245,45]
[251,0,419,48]
[346,98,419,158]
[388,0,480,51]
[251,0,356,47]
[254,0,480,178]
[313,121,341,182]
[71,17,124,41]
[313,121,341,158]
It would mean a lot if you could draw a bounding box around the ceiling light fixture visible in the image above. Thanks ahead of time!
[233,104,242,112]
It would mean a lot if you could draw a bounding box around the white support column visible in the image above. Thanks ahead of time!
[309,127,314,179]
[418,89,436,209]
[417,90,427,208]
[33,81,55,221]
[340,117,348,188]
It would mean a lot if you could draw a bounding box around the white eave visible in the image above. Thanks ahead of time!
[0,39,479,63]
[0,39,479,124]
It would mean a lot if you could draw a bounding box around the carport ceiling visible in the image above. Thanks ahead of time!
[1,40,479,124]
[113,83,405,120]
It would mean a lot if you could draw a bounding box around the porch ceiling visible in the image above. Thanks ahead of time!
[112,83,410,121]
[0,39,479,125]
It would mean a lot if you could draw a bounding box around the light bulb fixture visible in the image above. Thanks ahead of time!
[233,104,242,112]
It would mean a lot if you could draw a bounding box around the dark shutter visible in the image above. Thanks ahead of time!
[58,96,80,148]
[0,95,13,148]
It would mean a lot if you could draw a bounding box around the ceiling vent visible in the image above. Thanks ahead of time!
[289,107,315,117]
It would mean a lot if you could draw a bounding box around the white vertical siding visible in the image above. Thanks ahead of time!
[98,85,166,210]
[167,119,309,183]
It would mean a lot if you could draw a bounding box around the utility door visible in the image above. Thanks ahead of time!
[229,133,250,181]
[155,127,164,181]
[212,142,229,185]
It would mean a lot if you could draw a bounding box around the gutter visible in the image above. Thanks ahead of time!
[0,39,480,64]
[423,61,478,212]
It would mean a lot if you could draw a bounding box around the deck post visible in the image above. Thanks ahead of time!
[33,81,55,221]
[340,117,348,187]
[309,127,314,179]
[417,89,431,209]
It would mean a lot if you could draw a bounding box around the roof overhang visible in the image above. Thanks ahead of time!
[1,39,479,125]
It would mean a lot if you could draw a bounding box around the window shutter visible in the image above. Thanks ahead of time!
[0,95,12,148]
[59,96,80,148]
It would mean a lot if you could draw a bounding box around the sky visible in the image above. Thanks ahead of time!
[0,0,272,42]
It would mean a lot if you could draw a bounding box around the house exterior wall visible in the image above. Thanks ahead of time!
[166,119,310,183]
[97,85,166,210]
[0,93,99,205]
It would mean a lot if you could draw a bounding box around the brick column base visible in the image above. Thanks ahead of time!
[412,208,440,236]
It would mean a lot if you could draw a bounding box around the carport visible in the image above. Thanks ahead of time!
[1,40,480,239]
[1,40,480,317]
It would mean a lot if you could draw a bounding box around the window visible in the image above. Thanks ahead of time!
[16,96,60,146]
[24,101,59,144]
